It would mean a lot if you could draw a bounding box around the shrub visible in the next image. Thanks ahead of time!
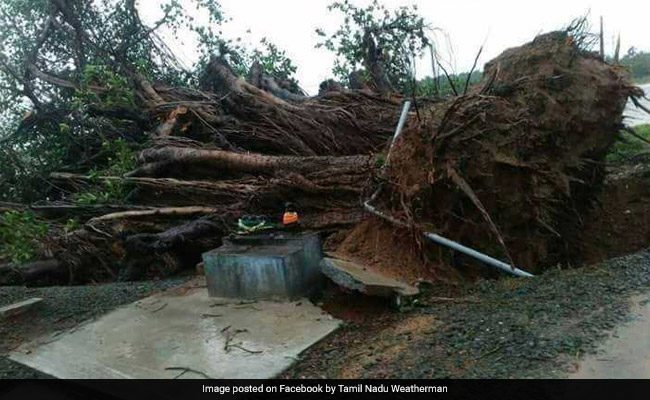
[0,210,48,265]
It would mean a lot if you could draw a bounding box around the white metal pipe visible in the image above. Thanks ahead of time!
[385,100,411,165]
[363,196,533,278]
[423,232,534,278]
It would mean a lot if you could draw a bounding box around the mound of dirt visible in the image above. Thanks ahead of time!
[340,31,641,276]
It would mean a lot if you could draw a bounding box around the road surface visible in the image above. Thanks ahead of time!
[570,293,650,378]
[625,83,650,126]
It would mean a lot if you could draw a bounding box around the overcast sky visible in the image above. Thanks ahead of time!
[140,0,650,94]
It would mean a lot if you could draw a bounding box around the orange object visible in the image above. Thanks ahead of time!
[283,211,299,225]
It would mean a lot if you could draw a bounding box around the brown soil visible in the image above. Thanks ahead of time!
[581,162,650,264]
[330,219,460,284]
[331,30,642,285]
[330,159,650,288]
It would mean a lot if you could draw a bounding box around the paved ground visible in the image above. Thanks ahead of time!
[0,277,192,379]
[8,278,340,379]
[570,293,650,378]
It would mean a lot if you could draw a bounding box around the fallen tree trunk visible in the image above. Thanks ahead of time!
[50,170,366,210]
[1,201,157,219]
[0,259,64,285]
[119,217,225,280]
[87,206,220,224]
[132,147,375,177]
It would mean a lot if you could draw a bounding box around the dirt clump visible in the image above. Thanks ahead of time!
[343,30,641,277]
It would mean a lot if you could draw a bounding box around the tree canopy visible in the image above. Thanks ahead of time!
[0,0,302,202]
[316,0,431,92]
[620,48,650,82]
[0,0,488,204]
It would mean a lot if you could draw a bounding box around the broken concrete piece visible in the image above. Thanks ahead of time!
[320,258,418,298]
[0,298,43,319]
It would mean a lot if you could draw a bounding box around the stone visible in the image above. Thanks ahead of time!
[0,298,43,319]
[320,257,419,298]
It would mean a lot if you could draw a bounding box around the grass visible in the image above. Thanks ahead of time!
[606,124,650,163]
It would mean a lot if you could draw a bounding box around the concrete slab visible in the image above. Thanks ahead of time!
[321,257,419,298]
[0,297,43,319]
[9,279,340,379]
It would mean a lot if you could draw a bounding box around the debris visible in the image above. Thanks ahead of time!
[320,257,418,298]
[222,328,258,354]
[165,366,214,379]
[150,303,167,313]
[228,344,263,355]
[200,313,223,318]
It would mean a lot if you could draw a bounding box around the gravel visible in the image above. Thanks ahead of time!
[0,278,191,379]
[283,249,650,378]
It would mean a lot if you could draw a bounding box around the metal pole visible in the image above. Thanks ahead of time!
[423,232,534,278]
[385,100,411,165]
[363,197,534,278]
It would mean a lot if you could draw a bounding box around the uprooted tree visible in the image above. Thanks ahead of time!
[0,1,647,285]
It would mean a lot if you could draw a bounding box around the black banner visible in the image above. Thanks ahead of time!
[0,379,649,400]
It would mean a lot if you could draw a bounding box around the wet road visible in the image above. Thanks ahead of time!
[570,293,650,378]
[625,83,650,126]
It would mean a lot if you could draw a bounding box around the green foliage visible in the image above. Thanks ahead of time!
[0,115,69,202]
[102,138,137,176]
[606,125,650,162]
[72,179,128,205]
[72,138,136,205]
[252,38,297,79]
[249,38,301,91]
[316,0,431,92]
[417,71,484,97]
[75,65,135,109]
[619,48,650,83]
[375,153,386,168]
[0,210,48,265]
[187,1,298,87]
[65,217,82,234]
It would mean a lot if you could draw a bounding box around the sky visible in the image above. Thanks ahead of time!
[139,0,650,95]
